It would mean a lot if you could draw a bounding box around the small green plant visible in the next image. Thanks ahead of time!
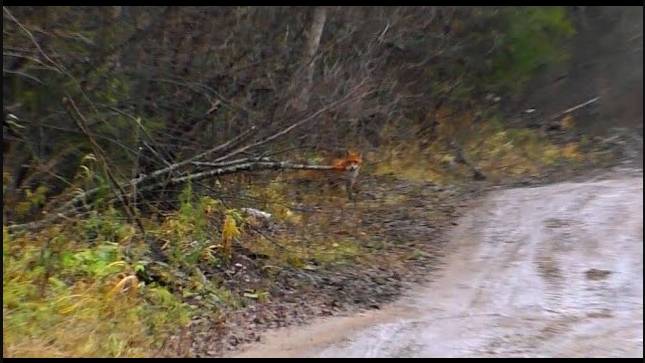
[221,212,242,262]
[156,183,225,267]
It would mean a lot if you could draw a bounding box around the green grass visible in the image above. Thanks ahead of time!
[3,224,191,357]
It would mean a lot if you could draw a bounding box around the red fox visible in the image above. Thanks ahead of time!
[331,151,363,200]
[292,151,363,201]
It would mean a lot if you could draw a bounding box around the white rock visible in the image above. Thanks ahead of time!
[242,208,272,220]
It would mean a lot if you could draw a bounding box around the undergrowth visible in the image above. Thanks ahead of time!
[375,109,588,184]
[2,110,600,358]
[3,221,190,357]
[2,182,248,357]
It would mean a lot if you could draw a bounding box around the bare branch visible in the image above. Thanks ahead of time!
[214,79,373,163]
[62,96,146,234]
[3,7,65,73]
[550,97,600,120]
[136,160,337,195]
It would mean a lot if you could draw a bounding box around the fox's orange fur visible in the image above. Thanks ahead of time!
[331,151,363,200]
[293,151,363,201]
[332,151,363,172]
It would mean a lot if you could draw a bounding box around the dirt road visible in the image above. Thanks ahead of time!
[234,170,643,358]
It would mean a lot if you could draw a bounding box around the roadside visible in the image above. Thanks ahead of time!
[177,127,642,357]
[233,168,643,358]
[176,174,484,357]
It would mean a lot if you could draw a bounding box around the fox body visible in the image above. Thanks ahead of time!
[293,151,363,201]
[331,151,362,199]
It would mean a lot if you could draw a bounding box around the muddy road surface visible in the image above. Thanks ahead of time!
[234,171,643,358]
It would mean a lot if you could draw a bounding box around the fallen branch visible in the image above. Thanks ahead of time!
[7,160,338,233]
[6,84,368,233]
[136,161,337,195]
[550,97,600,120]
[190,156,273,168]
[129,125,258,185]
[48,86,360,217]
[48,125,258,216]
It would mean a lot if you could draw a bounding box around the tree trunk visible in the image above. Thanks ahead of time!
[292,6,327,111]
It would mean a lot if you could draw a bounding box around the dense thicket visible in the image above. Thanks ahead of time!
[3,6,577,224]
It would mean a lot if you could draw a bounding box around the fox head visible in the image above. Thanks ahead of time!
[345,151,362,170]
[334,151,363,172]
